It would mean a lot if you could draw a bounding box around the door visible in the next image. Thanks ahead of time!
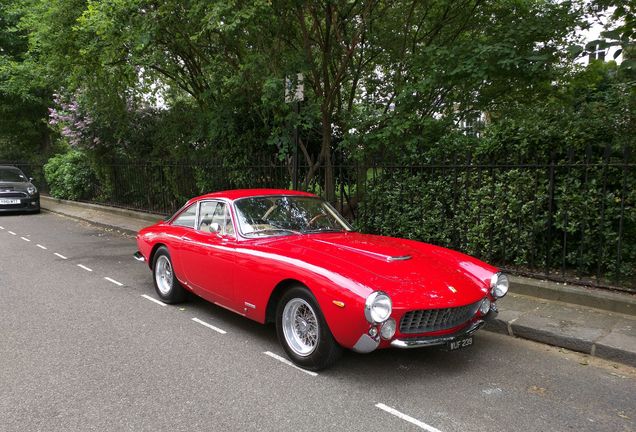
[181,200,237,309]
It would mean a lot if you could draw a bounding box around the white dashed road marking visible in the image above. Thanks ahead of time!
[192,318,227,335]
[263,351,318,377]
[104,277,123,286]
[77,264,93,272]
[141,294,167,307]
[8,231,16,235]
[20,237,31,242]
[375,403,443,432]
[0,226,4,229]
[54,253,67,260]
[36,244,47,250]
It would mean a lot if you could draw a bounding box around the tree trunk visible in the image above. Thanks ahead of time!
[321,108,335,203]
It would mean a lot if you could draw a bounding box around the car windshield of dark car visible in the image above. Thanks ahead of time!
[234,196,352,237]
[0,168,27,182]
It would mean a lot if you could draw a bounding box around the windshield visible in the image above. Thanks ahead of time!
[0,168,27,182]
[234,195,352,237]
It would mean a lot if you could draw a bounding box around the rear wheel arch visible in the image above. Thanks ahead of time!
[148,243,167,269]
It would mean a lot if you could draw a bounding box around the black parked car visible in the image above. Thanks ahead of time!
[0,166,40,213]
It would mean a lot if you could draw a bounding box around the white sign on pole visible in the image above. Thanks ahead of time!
[285,73,304,103]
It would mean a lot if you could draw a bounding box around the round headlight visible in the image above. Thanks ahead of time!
[490,272,509,299]
[380,318,397,340]
[364,291,392,324]
[27,185,37,195]
[479,298,491,315]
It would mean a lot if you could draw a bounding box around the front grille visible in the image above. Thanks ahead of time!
[0,192,27,198]
[399,301,482,334]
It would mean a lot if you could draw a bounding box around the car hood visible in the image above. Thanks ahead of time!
[0,181,30,191]
[257,232,496,309]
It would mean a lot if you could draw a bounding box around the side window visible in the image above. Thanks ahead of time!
[172,203,197,228]
[198,201,222,233]
[198,201,235,237]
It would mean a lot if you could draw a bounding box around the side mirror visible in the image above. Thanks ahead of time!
[210,222,221,233]
[29,177,34,182]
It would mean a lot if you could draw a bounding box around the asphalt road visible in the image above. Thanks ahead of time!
[1,212,634,432]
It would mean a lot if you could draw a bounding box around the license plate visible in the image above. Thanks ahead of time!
[447,336,473,351]
[0,199,20,205]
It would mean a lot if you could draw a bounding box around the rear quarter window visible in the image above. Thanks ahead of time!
[171,203,197,228]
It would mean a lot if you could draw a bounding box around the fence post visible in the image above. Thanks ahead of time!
[545,156,555,276]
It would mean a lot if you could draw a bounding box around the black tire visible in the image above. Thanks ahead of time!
[152,246,186,304]
[276,286,342,371]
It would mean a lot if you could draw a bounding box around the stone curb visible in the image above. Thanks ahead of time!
[41,195,165,223]
[510,275,635,316]
[485,316,636,368]
[41,206,139,236]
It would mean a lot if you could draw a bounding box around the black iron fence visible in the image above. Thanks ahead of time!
[3,156,634,291]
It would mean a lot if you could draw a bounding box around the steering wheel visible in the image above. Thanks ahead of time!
[307,213,327,227]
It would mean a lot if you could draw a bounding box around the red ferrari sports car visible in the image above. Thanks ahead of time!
[135,189,508,370]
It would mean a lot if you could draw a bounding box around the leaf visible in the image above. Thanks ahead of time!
[566,45,584,57]
[528,385,546,396]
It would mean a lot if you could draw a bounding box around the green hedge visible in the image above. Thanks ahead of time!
[357,163,635,287]
[44,151,98,201]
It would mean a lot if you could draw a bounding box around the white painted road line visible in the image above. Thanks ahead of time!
[0,226,4,229]
[192,318,227,335]
[263,351,318,377]
[77,264,93,272]
[141,294,167,307]
[8,231,16,235]
[54,253,67,259]
[375,403,443,432]
[36,244,47,250]
[20,237,31,242]
[104,277,123,286]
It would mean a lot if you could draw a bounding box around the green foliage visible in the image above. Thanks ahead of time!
[2,0,634,287]
[0,0,53,162]
[357,162,635,286]
[44,150,98,200]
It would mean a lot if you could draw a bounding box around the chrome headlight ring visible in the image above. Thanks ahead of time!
[364,291,392,324]
[490,272,509,299]
[27,185,37,196]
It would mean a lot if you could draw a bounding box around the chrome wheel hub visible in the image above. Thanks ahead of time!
[155,255,173,295]
[282,298,319,357]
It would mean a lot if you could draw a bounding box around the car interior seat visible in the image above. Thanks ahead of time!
[199,213,214,232]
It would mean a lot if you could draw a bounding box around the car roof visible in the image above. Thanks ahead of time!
[0,165,22,171]
[193,188,318,202]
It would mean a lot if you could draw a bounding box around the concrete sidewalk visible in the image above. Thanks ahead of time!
[41,195,636,367]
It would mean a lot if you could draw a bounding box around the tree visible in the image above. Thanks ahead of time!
[0,0,52,161]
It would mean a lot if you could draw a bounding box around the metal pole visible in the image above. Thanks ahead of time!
[292,101,300,190]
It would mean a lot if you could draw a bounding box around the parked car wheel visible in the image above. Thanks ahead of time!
[152,246,186,303]
[276,286,342,370]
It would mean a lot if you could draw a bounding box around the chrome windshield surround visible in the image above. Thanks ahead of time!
[233,194,353,239]
[390,320,485,349]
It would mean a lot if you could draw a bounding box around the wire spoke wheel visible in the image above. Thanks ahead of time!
[282,298,320,357]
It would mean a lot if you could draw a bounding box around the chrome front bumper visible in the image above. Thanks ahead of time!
[133,251,145,262]
[390,319,486,349]
[352,305,497,353]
